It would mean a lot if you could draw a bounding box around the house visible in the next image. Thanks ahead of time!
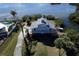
[30,17,58,39]
[0,22,15,39]
[0,23,7,39]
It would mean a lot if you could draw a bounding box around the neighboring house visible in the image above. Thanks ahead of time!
[0,23,8,39]
[0,22,15,39]
[30,17,58,39]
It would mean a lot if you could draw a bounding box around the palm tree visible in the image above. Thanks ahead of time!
[10,10,17,23]
[10,10,16,18]
[54,38,64,56]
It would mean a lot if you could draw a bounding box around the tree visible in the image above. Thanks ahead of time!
[55,34,78,56]
[69,12,79,24]
[54,38,64,56]
[54,34,69,56]
[10,10,17,23]
[59,33,78,56]
[74,34,79,49]
[26,18,31,26]
[64,28,78,42]
[31,14,42,21]
[10,10,17,18]
[50,3,61,5]
[54,19,64,28]
[45,15,55,20]
[64,41,78,56]
[22,15,31,22]
[22,16,27,22]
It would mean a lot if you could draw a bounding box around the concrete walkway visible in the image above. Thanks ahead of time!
[14,27,26,56]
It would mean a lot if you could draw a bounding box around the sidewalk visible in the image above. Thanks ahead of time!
[14,27,26,56]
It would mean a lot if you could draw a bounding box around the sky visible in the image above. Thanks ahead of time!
[0,3,76,20]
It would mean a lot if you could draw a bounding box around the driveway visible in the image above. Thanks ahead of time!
[14,26,26,56]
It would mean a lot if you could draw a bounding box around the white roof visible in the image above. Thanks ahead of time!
[0,23,6,29]
[0,22,12,32]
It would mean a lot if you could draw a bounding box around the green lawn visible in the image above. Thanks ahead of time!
[22,40,38,56]
[33,42,48,56]
[22,41,28,56]
[34,46,48,56]
[0,30,20,56]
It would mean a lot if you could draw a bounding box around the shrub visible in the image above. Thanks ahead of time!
[54,19,64,28]
[69,12,79,24]
[22,16,27,22]
[45,15,55,20]
[32,40,38,46]
[31,14,42,21]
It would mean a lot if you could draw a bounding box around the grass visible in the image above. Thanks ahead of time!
[22,40,38,56]
[0,30,20,56]
[34,46,48,56]
[34,43,48,56]
[22,41,28,56]
[34,43,66,56]
[32,40,38,46]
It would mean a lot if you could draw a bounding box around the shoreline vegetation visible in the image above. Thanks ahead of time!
[69,3,79,25]
[69,12,79,25]
[50,3,61,5]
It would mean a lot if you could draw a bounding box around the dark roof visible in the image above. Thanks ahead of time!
[30,17,56,33]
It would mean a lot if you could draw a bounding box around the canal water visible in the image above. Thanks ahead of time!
[0,3,79,30]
